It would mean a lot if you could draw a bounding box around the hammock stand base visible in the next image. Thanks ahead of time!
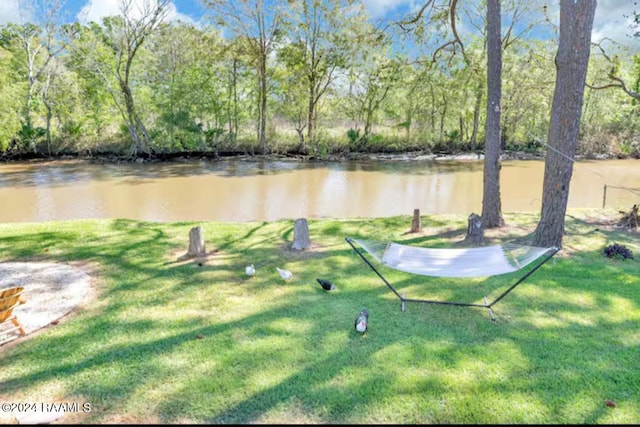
[346,237,559,321]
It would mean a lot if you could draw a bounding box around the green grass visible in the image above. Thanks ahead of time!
[0,209,638,424]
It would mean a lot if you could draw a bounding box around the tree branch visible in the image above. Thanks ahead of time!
[396,0,436,31]
[448,0,464,57]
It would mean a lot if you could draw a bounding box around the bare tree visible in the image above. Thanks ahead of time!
[533,0,597,248]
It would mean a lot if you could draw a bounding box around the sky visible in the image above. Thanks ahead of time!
[0,0,638,49]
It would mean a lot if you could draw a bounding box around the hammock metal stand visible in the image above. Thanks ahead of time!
[345,237,559,321]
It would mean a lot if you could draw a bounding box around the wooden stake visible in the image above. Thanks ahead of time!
[410,209,421,233]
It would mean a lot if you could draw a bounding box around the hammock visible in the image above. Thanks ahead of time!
[345,237,559,320]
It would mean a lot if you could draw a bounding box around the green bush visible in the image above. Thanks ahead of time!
[346,128,360,144]
[14,124,46,152]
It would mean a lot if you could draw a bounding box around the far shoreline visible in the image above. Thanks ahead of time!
[0,148,629,165]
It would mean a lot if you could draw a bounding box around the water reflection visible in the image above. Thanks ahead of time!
[0,158,638,223]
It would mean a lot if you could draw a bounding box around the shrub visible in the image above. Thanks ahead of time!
[15,124,46,152]
[603,243,634,260]
[347,128,360,144]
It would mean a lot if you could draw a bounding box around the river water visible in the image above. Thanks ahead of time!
[0,158,638,223]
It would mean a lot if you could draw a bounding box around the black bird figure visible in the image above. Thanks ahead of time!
[317,278,336,291]
[354,308,369,334]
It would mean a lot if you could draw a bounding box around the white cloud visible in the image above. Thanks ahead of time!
[76,0,117,23]
[592,0,639,47]
[529,1,638,50]
[362,0,416,20]
[0,0,31,25]
[77,0,195,26]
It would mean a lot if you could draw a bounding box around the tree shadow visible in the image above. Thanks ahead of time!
[0,216,637,423]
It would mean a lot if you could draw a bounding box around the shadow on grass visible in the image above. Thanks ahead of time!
[0,215,637,423]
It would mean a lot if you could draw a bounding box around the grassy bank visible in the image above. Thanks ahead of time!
[0,210,638,424]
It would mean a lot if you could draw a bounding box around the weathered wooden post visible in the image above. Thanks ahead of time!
[187,226,206,257]
[292,218,311,251]
[410,208,421,233]
[464,213,484,245]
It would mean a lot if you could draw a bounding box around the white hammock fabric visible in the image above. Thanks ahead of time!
[352,239,557,278]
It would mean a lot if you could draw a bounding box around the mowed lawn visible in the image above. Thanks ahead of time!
[0,209,638,424]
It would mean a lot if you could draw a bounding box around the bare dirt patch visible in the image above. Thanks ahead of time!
[0,261,97,347]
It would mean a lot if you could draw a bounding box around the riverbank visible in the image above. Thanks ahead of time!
[0,147,625,165]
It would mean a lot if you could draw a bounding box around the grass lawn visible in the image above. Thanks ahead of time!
[0,209,638,424]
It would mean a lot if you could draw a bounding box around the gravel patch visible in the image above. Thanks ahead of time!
[0,262,92,345]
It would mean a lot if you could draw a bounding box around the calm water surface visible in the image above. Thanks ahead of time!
[0,158,638,223]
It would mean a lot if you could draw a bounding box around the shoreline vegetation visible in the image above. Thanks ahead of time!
[0,147,630,165]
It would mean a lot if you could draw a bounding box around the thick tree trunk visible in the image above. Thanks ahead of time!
[533,0,596,248]
[481,0,505,229]
[292,218,311,250]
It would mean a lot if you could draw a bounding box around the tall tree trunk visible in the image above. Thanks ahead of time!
[305,80,315,153]
[228,58,239,142]
[470,82,483,150]
[533,0,596,248]
[482,0,504,228]
[120,80,149,156]
[429,83,436,133]
[258,54,268,154]
[439,94,447,143]
[405,96,412,142]
[306,40,317,151]
[24,87,37,153]
[44,100,52,156]
[24,90,34,129]
[233,60,239,141]
[364,97,374,137]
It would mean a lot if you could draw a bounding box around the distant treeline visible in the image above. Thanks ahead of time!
[1,0,639,160]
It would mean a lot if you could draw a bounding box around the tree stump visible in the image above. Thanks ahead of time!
[292,218,310,251]
[187,226,206,257]
[464,213,484,245]
[410,209,422,233]
[619,204,639,229]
